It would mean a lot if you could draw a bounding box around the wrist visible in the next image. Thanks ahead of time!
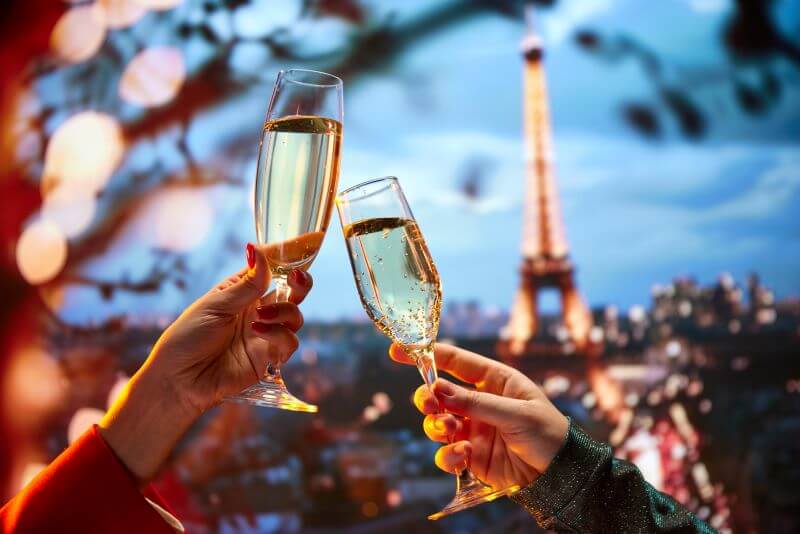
[99,367,200,482]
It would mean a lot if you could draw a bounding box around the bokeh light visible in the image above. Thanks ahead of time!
[136,187,214,252]
[119,47,186,108]
[98,0,147,29]
[19,463,47,490]
[67,407,106,445]
[43,111,125,195]
[107,375,130,408]
[16,219,68,285]
[50,5,107,64]
[363,405,380,422]
[372,392,392,414]
[2,346,67,434]
[41,183,97,238]
[134,0,184,10]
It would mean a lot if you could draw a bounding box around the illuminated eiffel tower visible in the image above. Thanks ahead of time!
[498,8,592,357]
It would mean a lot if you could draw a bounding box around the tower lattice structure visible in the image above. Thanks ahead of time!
[499,13,592,357]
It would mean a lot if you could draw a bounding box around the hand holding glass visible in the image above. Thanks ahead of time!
[225,69,343,413]
[336,177,520,519]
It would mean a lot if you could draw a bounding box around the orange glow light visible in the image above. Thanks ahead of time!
[119,47,186,108]
[2,346,67,433]
[50,5,107,63]
[16,220,68,285]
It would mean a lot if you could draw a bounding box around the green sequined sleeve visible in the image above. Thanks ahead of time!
[510,418,715,533]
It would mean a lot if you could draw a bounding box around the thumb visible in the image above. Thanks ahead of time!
[433,378,525,429]
[208,243,271,313]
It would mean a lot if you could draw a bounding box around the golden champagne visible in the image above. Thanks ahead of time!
[255,115,342,274]
[343,217,442,348]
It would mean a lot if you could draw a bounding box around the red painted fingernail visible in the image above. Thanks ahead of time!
[290,269,309,286]
[257,304,279,319]
[251,321,269,333]
[246,243,255,269]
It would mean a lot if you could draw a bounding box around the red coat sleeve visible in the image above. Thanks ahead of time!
[1,426,179,534]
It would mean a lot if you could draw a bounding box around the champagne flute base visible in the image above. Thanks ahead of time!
[427,481,521,521]
[224,379,318,413]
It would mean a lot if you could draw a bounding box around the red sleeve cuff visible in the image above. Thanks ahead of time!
[1,425,177,534]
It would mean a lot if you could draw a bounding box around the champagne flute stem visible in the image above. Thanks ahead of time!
[413,347,473,483]
[415,347,438,388]
[265,275,291,379]
[274,275,292,302]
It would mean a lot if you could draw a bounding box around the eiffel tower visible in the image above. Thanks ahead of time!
[498,9,593,358]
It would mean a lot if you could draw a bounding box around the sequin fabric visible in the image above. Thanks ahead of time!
[511,418,716,533]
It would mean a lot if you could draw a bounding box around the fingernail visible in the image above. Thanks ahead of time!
[434,418,446,432]
[290,269,309,286]
[246,243,255,269]
[433,379,455,398]
[251,321,269,333]
[257,304,279,319]
[454,442,467,456]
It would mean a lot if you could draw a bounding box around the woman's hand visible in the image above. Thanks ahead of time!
[145,242,312,414]
[389,343,569,491]
[100,244,312,481]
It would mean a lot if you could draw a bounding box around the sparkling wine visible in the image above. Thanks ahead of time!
[343,217,442,348]
[255,115,342,274]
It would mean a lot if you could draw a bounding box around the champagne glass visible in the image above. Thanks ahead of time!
[225,69,343,413]
[336,177,520,519]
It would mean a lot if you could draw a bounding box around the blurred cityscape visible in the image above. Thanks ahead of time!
[43,271,800,533]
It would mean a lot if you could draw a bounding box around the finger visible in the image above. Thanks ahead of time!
[413,384,441,415]
[432,378,527,428]
[206,243,271,312]
[423,414,463,443]
[432,343,515,386]
[389,343,514,387]
[250,323,299,364]
[287,269,313,305]
[255,302,304,332]
[434,441,472,474]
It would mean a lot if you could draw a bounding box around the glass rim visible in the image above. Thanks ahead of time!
[337,176,399,202]
[279,68,343,88]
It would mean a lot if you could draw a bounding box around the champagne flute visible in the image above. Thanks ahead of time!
[336,177,520,519]
[225,69,343,413]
